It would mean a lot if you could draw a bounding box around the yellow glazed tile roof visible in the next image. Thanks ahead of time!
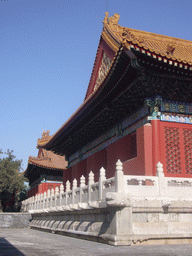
[27,131,67,170]
[28,149,67,170]
[40,14,192,153]
[102,12,192,65]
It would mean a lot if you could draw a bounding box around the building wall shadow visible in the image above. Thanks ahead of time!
[0,237,25,256]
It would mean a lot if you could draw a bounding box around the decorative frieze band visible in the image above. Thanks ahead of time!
[68,106,149,167]
[161,113,192,124]
[162,100,192,114]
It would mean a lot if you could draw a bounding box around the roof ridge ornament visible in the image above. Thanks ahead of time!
[37,130,52,147]
[109,13,120,25]
[122,28,128,45]
[167,41,176,55]
[103,11,109,24]
[103,12,120,30]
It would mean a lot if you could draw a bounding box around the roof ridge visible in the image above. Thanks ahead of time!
[123,27,192,46]
[102,12,192,65]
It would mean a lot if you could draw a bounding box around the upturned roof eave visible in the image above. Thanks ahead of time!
[42,45,125,152]
[103,12,192,65]
[43,30,123,150]
[29,162,65,170]
[42,82,104,150]
[24,161,65,178]
[42,13,192,153]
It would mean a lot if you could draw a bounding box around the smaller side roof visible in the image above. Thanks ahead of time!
[25,131,67,176]
[28,148,67,170]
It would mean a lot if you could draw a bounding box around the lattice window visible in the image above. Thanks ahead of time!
[183,129,192,173]
[164,127,181,173]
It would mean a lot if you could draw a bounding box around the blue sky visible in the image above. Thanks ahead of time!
[1,0,192,171]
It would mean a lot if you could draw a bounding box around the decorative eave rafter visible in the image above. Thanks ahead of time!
[102,12,192,68]
[127,44,192,74]
[41,13,192,157]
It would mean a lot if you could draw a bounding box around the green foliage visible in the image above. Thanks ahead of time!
[0,149,28,212]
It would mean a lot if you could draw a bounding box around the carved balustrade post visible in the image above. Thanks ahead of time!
[66,180,70,205]
[35,195,38,210]
[27,198,30,212]
[24,199,27,212]
[156,162,166,196]
[35,195,37,209]
[36,194,39,210]
[39,194,42,210]
[34,195,36,210]
[99,167,106,200]
[55,186,59,207]
[22,200,25,212]
[32,196,35,211]
[106,160,133,244]
[47,189,51,209]
[40,193,43,210]
[72,179,77,205]
[80,175,85,203]
[28,198,31,211]
[60,184,64,207]
[51,188,55,208]
[28,198,30,212]
[26,199,29,212]
[27,199,29,211]
[37,194,40,210]
[88,171,94,202]
[43,191,47,210]
[29,198,31,212]
[40,194,42,210]
[115,159,124,193]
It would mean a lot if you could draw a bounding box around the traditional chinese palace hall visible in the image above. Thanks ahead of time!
[40,13,192,185]
[25,131,67,197]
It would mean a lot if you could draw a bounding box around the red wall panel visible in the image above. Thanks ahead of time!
[62,124,153,184]
[77,159,87,185]
[63,167,72,187]
[159,121,192,177]
[28,182,62,197]
[107,133,134,177]
[86,149,107,181]
[94,149,107,180]
[123,124,152,176]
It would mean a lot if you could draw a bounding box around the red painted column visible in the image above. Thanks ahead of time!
[151,119,160,176]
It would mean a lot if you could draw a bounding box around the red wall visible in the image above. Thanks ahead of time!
[107,132,137,177]
[63,120,192,186]
[123,124,153,176]
[63,167,72,187]
[64,131,143,184]
[159,121,192,177]
[28,182,62,197]
[87,149,107,181]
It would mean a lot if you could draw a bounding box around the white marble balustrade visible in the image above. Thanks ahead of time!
[124,162,192,199]
[22,161,121,213]
[22,161,192,213]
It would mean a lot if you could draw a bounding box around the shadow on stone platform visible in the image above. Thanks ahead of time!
[0,237,25,256]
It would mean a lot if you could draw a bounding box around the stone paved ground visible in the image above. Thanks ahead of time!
[0,228,192,256]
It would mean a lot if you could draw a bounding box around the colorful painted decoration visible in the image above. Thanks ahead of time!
[94,51,112,91]
[161,113,192,124]
[162,100,192,114]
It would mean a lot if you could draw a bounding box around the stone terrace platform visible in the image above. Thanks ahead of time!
[1,228,192,256]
